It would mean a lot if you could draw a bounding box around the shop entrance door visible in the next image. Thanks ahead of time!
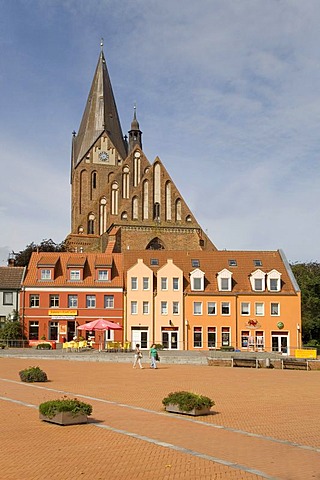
[162,329,178,349]
[272,332,289,355]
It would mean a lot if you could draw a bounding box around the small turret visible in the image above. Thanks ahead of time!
[128,104,142,152]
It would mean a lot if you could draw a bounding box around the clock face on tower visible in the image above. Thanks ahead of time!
[99,151,109,161]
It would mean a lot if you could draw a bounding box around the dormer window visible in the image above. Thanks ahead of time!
[70,270,81,281]
[41,269,51,280]
[217,269,232,292]
[98,270,109,281]
[190,268,205,291]
[250,270,266,292]
[267,270,281,292]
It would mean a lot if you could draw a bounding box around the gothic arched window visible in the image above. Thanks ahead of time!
[143,180,149,219]
[88,213,95,234]
[146,237,165,250]
[111,182,119,215]
[132,196,138,220]
[175,198,182,221]
[165,181,171,221]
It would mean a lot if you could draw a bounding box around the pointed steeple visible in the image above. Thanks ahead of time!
[73,43,127,166]
[128,104,142,152]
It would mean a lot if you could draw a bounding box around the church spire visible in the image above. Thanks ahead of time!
[72,43,128,166]
[128,104,142,152]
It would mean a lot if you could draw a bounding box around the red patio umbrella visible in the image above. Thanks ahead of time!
[77,318,122,331]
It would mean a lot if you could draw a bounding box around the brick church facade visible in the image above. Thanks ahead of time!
[66,47,216,254]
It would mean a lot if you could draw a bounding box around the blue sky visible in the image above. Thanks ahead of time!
[0,0,319,265]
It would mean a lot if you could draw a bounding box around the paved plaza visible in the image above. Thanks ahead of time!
[0,354,319,479]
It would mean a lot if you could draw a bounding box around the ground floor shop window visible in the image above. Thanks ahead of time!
[193,326,202,348]
[255,331,264,349]
[221,327,230,347]
[241,330,249,348]
[207,326,216,348]
[29,321,39,340]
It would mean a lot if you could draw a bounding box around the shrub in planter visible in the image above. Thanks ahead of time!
[36,343,52,350]
[19,366,48,383]
[39,397,93,425]
[162,390,214,416]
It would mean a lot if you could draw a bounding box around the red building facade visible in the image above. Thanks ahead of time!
[21,252,123,345]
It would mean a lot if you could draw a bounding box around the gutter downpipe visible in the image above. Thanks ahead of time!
[235,294,238,350]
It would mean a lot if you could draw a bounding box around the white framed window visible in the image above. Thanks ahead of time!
[131,301,137,314]
[104,295,114,308]
[3,292,13,305]
[131,277,138,290]
[143,277,149,290]
[70,270,81,281]
[193,302,202,315]
[50,295,59,308]
[161,277,168,290]
[98,270,108,281]
[161,301,168,315]
[221,302,230,315]
[208,326,216,348]
[190,269,205,291]
[221,327,230,346]
[172,301,179,314]
[267,270,282,292]
[207,302,216,315]
[41,269,51,280]
[30,294,39,308]
[193,327,202,347]
[86,295,96,308]
[173,277,179,291]
[217,269,232,292]
[68,295,78,308]
[241,302,250,315]
[270,302,280,316]
[250,270,265,292]
[143,301,149,314]
[255,302,264,316]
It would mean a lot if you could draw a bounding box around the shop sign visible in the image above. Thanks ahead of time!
[48,310,77,316]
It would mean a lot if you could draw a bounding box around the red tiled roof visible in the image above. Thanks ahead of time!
[123,250,298,294]
[24,252,123,288]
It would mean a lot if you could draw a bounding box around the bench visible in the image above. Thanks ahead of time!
[281,358,309,370]
[231,357,259,368]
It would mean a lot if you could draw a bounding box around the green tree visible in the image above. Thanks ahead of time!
[12,238,67,267]
[291,262,320,344]
[1,320,23,340]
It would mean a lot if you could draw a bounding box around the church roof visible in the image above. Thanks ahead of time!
[73,50,127,167]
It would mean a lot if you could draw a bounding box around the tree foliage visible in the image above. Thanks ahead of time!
[291,262,320,344]
[1,321,23,340]
[12,239,67,267]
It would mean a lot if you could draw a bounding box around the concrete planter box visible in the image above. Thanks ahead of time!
[165,403,211,416]
[39,411,88,425]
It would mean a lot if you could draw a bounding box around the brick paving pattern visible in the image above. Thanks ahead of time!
[0,356,319,479]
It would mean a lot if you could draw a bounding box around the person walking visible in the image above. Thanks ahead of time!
[133,343,144,369]
[149,343,158,369]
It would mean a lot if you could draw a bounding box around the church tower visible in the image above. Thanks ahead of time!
[66,46,216,253]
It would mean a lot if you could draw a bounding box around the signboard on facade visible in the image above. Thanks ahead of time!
[48,310,77,316]
[295,349,317,359]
